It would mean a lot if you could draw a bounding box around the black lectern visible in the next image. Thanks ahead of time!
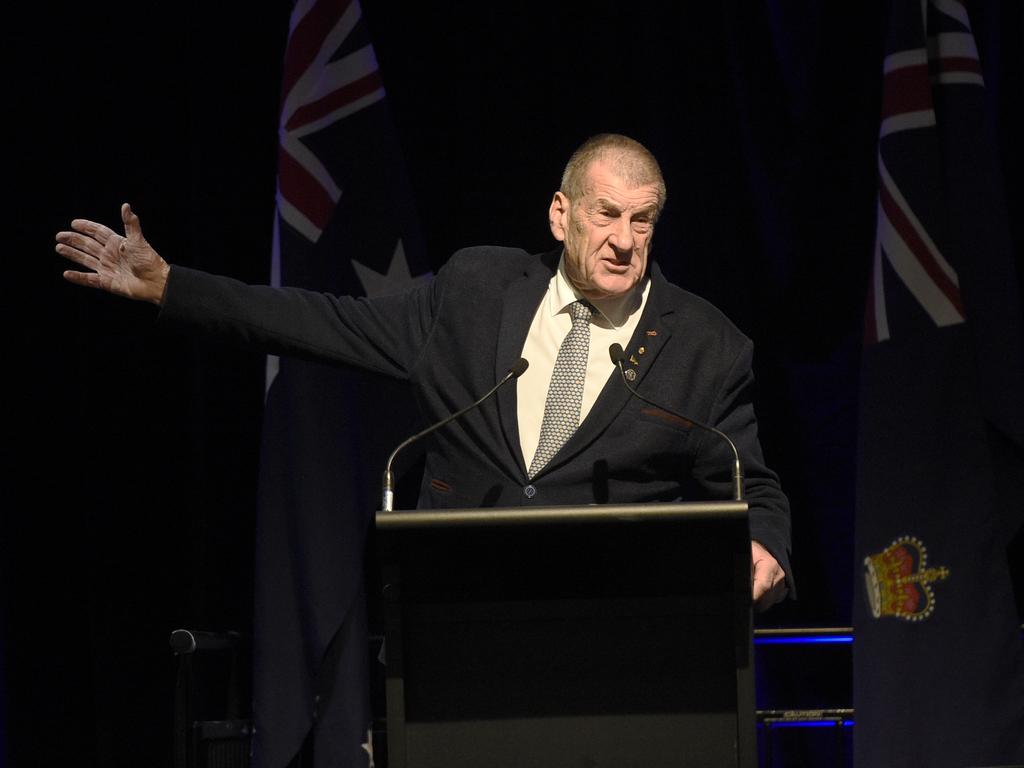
[375,502,754,768]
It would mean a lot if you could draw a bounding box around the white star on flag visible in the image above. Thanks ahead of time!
[352,240,432,298]
[361,725,375,767]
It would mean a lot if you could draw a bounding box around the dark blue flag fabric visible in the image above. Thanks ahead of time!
[854,1,1024,766]
[254,1,428,766]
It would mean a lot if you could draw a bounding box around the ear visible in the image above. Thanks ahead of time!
[548,191,570,242]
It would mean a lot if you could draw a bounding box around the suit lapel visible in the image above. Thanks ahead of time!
[533,263,677,478]
[494,250,561,479]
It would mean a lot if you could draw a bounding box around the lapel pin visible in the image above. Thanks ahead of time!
[629,354,639,365]
[624,368,637,382]
[637,346,646,355]
[645,330,657,336]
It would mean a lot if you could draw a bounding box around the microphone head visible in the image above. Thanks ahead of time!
[608,343,625,364]
[509,357,530,377]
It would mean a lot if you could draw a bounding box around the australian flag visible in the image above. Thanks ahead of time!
[254,1,428,766]
[854,1,1024,766]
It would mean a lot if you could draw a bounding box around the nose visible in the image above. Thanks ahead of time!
[608,217,634,255]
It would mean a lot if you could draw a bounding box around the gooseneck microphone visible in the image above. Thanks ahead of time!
[381,358,530,512]
[608,343,744,501]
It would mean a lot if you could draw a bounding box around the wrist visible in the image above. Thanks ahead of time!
[146,260,171,306]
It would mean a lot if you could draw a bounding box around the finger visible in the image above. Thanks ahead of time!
[70,218,118,245]
[752,565,771,602]
[752,558,786,608]
[753,569,779,595]
[751,554,781,591]
[55,231,107,260]
[63,269,110,291]
[122,203,143,241]
[55,242,101,269]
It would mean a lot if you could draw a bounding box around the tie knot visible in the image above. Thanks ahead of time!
[569,300,593,326]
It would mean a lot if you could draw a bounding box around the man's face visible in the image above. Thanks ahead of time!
[549,159,661,301]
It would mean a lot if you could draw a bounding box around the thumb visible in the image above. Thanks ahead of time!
[121,202,143,242]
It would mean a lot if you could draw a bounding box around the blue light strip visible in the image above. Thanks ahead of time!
[754,626,1023,645]
[754,635,853,645]
[761,720,855,729]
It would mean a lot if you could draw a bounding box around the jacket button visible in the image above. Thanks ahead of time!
[523,484,537,498]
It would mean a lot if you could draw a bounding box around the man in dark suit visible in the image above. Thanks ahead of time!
[55,134,790,607]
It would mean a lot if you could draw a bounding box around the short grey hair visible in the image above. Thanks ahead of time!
[560,134,667,218]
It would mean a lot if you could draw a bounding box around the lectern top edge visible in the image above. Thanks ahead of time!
[375,500,748,529]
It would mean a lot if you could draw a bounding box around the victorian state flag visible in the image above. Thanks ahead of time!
[853,1,1024,766]
[254,1,429,766]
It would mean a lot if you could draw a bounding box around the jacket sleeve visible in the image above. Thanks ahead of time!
[157,265,442,380]
[692,339,795,596]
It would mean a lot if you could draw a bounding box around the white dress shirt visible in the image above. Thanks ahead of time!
[518,257,651,469]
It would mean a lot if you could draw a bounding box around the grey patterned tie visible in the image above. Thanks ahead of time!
[528,299,593,478]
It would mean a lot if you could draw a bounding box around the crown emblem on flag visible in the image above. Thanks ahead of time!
[864,536,950,621]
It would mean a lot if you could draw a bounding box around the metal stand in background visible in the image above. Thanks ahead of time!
[170,629,251,768]
[376,501,754,768]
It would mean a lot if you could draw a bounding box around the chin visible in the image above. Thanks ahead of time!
[601,276,631,289]
[592,274,638,297]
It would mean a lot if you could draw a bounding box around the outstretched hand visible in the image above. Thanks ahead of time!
[56,203,170,305]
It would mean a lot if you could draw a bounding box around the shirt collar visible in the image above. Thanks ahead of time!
[550,256,648,329]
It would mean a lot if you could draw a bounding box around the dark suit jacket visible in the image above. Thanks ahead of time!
[160,246,792,581]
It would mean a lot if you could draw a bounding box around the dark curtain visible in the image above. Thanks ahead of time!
[7,0,1020,765]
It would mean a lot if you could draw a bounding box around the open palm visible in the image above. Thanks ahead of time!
[56,203,169,304]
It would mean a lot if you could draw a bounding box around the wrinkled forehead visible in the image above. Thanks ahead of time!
[579,155,664,211]
[579,162,662,208]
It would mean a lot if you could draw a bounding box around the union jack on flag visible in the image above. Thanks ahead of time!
[866,0,983,344]
[275,0,385,246]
